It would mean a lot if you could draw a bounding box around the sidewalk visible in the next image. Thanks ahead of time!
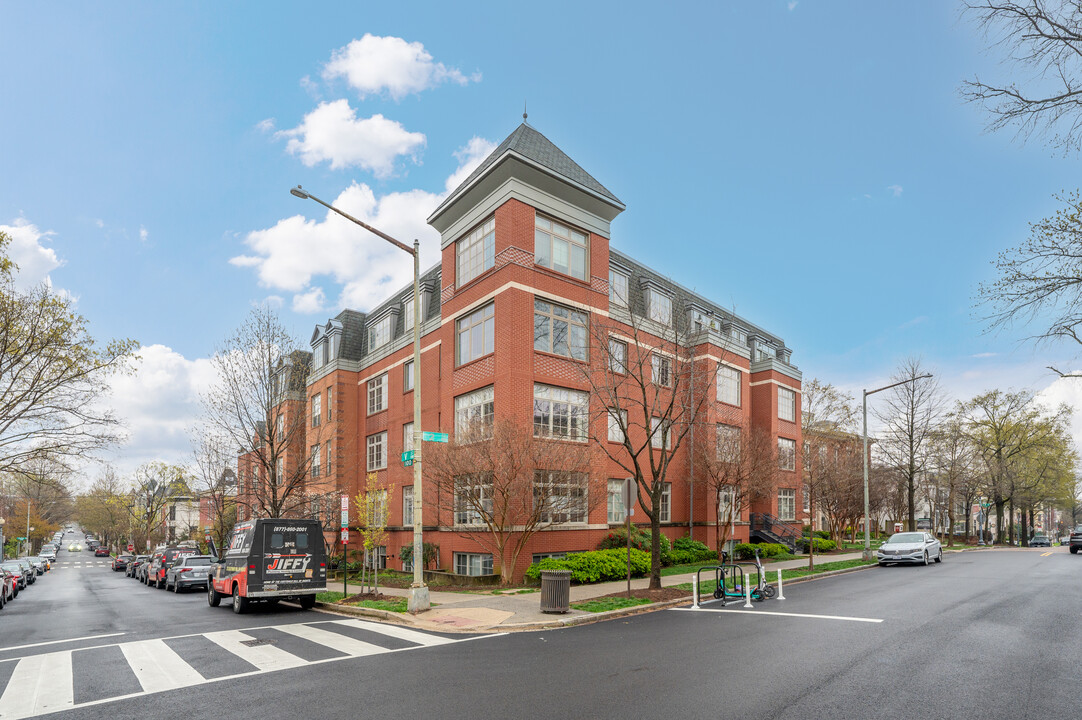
[317,551,871,633]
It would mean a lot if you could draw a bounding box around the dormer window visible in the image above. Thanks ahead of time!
[645,286,672,326]
[535,215,588,281]
[609,269,629,308]
[403,295,415,331]
[757,344,776,362]
[368,316,392,352]
[312,342,324,371]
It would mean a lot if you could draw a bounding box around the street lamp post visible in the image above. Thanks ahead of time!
[291,185,429,613]
[861,374,933,561]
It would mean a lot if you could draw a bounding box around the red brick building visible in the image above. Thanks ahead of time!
[243,123,803,581]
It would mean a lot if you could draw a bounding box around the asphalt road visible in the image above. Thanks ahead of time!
[5,544,1078,720]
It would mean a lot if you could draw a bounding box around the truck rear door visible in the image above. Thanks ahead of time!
[260,523,319,592]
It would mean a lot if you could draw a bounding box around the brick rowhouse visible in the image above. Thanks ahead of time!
[240,122,804,582]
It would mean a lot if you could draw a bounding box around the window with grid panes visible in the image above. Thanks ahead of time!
[778,387,796,422]
[455,386,494,439]
[660,482,671,522]
[368,315,391,352]
[651,417,672,450]
[367,374,387,415]
[778,488,796,521]
[403,295,415,331]
[718,365,741,406]
[652,353,672,386]
[402,485,413,527]
[311,393,321,427]
[403,422,414,453]
[718,486,739,523]
[607,479,626,523]
[716,424,741,462]
[609,269,629,308]
[608,338,627,373]
[325,441,332,476]
[533,471,588,524]
[535,215,588,281]
[454,552,493,576]
[454,474,493,525]
[533,384,589,441]
[456,217,495,287]
[326,387,332,421]
[367,432,387,471]
[778,437,796,471]
[456,303,494,365]
[403,360,414,391]
[608,408,627,443]
[646,288,672,326]
[310,444,321,477]
[534,299,587,361]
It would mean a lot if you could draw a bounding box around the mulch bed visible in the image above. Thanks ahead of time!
[590,587,690,603]
[341,592,396,603]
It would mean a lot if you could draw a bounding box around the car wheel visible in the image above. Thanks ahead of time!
[232,585,247,615]
[878,561,886,567]
[935,549,943,563]
[923,551,929,566]
[1072,547,1078,554]
[207,583,221,608]
[156,576,163,589]
[173,580,180,593]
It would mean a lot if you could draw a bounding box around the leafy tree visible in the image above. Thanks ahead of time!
[128,461,181,552]
[928,409,981,546]
[355,472,391,595]
[0,232,138,475]
[74,468,129,549]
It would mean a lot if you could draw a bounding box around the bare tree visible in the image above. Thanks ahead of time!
[189,425,238,551]
[0,232,139,475]
[356,471,391,595]
[426,420,592,585]
[693,422,776,558]
[583,305,718,590]
[128,461,180,552]
[203,306,318,519]
[874,358,946,531]
[801,380,858,566]
[961,1,1082,153]
[929,410,980,546]
[74,468,129,549]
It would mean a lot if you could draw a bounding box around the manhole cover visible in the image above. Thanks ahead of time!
[240,638,275,647]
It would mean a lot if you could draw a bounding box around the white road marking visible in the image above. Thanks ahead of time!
[275,623,385,656]
[119,639,205,693]
[330,618,457,646]
[0,650,74,719]
[203,630,307,672]
[672,607,884,623]
[0,632,127,653]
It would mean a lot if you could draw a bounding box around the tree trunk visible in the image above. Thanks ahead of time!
[650,509,662,590]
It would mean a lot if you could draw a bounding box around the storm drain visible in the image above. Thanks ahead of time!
[240,638,276,647]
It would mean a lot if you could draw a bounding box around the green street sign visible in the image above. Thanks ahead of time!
[422,431,448,443]
[401,450,415,466]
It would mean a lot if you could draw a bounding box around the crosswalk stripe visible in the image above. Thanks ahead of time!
[274,623,386,656]
[0,651,74,719]
[330,618,457,647]
[119,639,205,693]
[203,630,307,672]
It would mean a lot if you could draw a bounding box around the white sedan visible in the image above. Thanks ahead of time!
[877,532,942,566]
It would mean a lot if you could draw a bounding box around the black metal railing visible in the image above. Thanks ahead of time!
[749,513,801,551]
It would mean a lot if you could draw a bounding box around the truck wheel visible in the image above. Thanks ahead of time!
[1072,547,1078,554]
[299,594,316,609]
[208,583,221,607]
[232,585,247,614]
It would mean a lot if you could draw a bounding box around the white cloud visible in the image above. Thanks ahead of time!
[887,184,904,197]
[788,1,799,10]
[256,118,276,133]
[95,219,104,228]
[292,286,326,314]
[234,137,492,312]
[445,136,497,192]
[278,100,426,176]
[100,344,217,476]
[322,34,479,100]
[139,225,148,242]
[1037,375,1082,449]
[0,218,62,288]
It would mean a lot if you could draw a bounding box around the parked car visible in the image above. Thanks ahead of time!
[112,554,133,571]
[1069,526,1082,554]
[94,547,111,558]
[126,555,149,578]
[877,531,943,566]
[146,547,198,589]
[165,555,213,592]
[24,557,46,575]
[1031,534,1051,547]
[2,561,30,588]
[0,568,17,601]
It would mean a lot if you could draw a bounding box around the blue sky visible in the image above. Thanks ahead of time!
[3,1,1080,477]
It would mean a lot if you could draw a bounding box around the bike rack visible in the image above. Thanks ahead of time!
[693,564,752,607]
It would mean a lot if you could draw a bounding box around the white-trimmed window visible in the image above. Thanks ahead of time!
[275,414,284,439]
[778,437,796,471]
[367,431,387,471]
[275,457,283,483]
[454,552,493,577]
[368,315,392,353]
[403,360,414,392]
[402,485,414,527]
[534,299,587,361]
[651,417,672,450]
[311,444,321,477]
[607,479,627,523]
[778,488,796,522]
[312,342,324,370]
[608,408,627,443]
[779,387,796,423]
[533,384,589,441]
[403,295,415,331]
[535,215,588,281]
[367,374,388,415]
[802,484,811,513]
[311,393,321,427]
[455,385,494,439]
[716,424,741,462]
[403,422,414,453]
[609,269,629,308]
[454,474,493,525]
[757,344,776,362]
[608,338,627,373]
[533,470,588,524]
[646,288,672,326]
[718,486,740,523]
[326,387,332,421]
[456,217,495,287]
[660,482,671,523]
[456,303,495,365]
[652,353,672,387]
[325,441,332,476]
[718,365,741,406]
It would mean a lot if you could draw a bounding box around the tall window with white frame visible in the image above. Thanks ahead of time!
[402,485,414,528]
[646,287,672,326]
[456,217,495,287]
[367,432,387,472]
[716,423,741,462]
[607,479,626,524]
[608,408,627,443]
[778,386,796,423]
[535,215,589,281]
[608,338,627,373]
[456,303,495,365]
[652,353,672,387]
[609,269,629,308]
[403,360,414,392]
[660,482,671,523]
[367,374,387,415]
[403,422,414,454]
[368,315,391,352]
[534,299,587,361]
[778,488,796,522]
[533,385,589,441]
[403,295,415,331]
[651,417,672,450]
[311,393,321,428]
[310,444,321,478]
[778,437,796,472]
[454,473,493,525]
[455,386,494,439]
[533,471,588,524]
[718,365,741,406]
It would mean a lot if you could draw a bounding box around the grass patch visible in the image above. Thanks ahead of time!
[347,597,409,613]
[316,591,346,603]
[571,597,652,613]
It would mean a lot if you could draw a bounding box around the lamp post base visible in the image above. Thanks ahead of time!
[861,548,874,562]
[408,585,430,613]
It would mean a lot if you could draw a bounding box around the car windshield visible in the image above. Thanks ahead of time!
[184,557,211,566]
[889,533,925,544]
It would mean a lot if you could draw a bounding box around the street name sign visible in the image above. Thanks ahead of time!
[422,431,448,443]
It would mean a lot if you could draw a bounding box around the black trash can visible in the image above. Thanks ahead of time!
[539,569,572,613]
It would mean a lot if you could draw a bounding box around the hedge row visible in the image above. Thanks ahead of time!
[524,548,651,583]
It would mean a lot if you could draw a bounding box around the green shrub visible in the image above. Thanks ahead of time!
[598,524,671,565]
[814,530,831,540]
[525,548,651,583]
[732,542,790,560]
[796,537,837,553]
[669,536,718,564]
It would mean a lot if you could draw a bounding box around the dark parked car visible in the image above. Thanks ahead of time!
[126,555,149,578]
[1,562,30,589]
[112,554,133,571]
[1068,526,1082,554]
[146,547,197,589]
[1031,534,1051,547]
[165,555,213,592]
